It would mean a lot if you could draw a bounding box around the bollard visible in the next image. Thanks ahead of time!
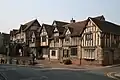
[16,59,19,65]
[22,60,25,65]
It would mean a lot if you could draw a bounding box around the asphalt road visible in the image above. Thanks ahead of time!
[0,64,114,80]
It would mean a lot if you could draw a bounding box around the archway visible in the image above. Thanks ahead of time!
[15,44,23,56]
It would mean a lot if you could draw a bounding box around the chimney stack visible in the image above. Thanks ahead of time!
[70,18,75,23]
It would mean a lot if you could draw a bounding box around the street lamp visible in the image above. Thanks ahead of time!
[79,44,82,65]
[6,44,10,64]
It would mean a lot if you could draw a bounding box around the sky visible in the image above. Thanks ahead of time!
[0,0,120,33]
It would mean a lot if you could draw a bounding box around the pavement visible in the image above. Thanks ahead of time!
[0,64,114,80]
[35,59,105,70]
[35,59,120,80]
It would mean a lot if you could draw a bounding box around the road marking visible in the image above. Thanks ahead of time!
[0,72,7,80]
[106,72,120,80]
[32,67,86,71]
[40,76,48,79]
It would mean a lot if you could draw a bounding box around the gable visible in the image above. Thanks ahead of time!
[81,20,101,38]
[32,32,35,38]
[85,19,101,32]
[53,22,57,26]
[24,19,41,31]
[40,26,47,36]
[65,28,71,35]
[87,20,93,27]
[32,21,39,26]
[30,21,40,30]
[54,27,58,32]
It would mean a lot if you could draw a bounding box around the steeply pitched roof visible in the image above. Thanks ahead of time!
[91,18,120,34]
[90,15,105,21]
[10,29,19,36]
[63,15,106,37]
[63,20,87,36]
[53,20,69,27]
[22,19,40,31]
[41,24,54,37]
[53,20,69,35]
[19,25,27,31]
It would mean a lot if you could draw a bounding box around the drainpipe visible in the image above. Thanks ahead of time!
[79,44,82,65]
[6,44,10,64]
[48,42,50,62]
[61,39,63,63]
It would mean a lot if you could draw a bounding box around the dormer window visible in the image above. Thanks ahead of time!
[54,27,58,33]
[42,36,46,42]
[32,37,35,43]
[31,32,36,43]
[53,22,56,26]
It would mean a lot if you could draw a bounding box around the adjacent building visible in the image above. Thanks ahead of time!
[39,23,54,58]
[49,20,69,59]
[0,33,10,55]
[10,19,41,57]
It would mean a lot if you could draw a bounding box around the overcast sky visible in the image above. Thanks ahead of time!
[0,0,119,33]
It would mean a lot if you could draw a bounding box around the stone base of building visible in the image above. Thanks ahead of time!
[71,58,103,66]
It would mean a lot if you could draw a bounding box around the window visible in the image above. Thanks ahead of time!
[55,38,59,42]
[114,35,117,39]
[84,49,95,59]
[63,49,69,57]
[52,51,56,56]
[65,37,69,42]
[42,36,46,42]
[71,48,77,56]
[32,38,35,42]
[86,33,93,40]
[22,33,24,36]
[21,38,24,42]
[54,33,59,36]
[106,34,110,38]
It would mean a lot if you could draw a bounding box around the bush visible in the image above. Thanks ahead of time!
[63,59,72,65]
[37,57,45,60]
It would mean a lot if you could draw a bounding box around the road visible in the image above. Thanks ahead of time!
[0,64,114,80]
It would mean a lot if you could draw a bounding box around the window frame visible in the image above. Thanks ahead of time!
[54,38,59,43]
[42,36,46,42]
[71,48,77,56]
[32,37,35,43]
[84,49,95,60]
[51,50,56,56]
[85,33,93,41]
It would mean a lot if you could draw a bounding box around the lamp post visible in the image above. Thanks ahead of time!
[6,44,10,64]
[79,44,82,65]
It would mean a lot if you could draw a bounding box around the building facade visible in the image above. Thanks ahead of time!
[10,19,41,57]
[49,21,69,60]
[81,17,120,66]
[39,24,54,58]
[9,15,120,66]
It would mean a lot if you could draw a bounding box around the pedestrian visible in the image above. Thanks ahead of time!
[9,57,12,64]
[1,58,3,64]
[32,54,35,65]
[3,59,5,64]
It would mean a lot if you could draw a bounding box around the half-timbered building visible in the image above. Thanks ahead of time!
[49,21,69,60]
[39,24,54,58]
[81,16,120,66]
[10,19,41,57]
